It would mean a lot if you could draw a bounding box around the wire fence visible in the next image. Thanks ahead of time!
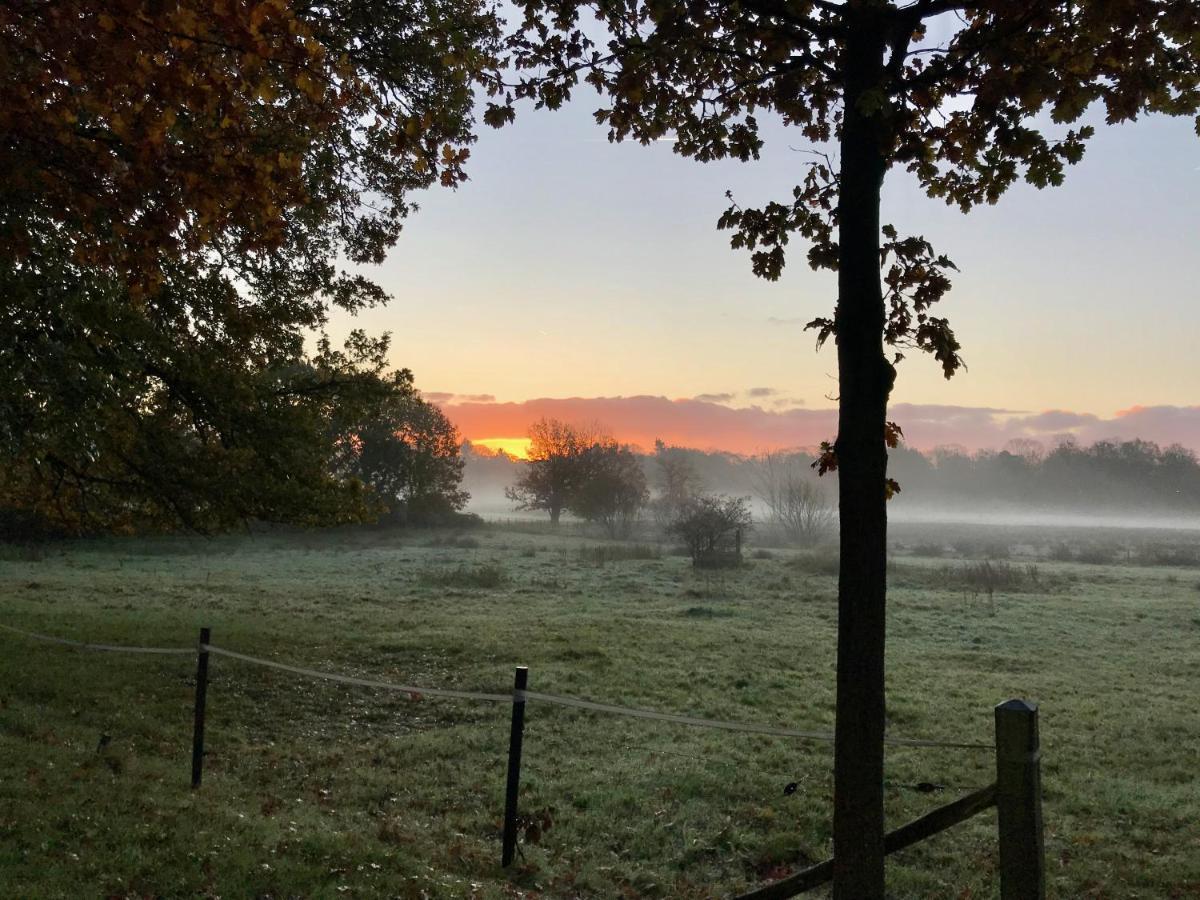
[1,618,1041,897]
[1,620,991,750]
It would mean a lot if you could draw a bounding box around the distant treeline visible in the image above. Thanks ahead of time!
[889,439,1200,512]
[463,437,1200,516]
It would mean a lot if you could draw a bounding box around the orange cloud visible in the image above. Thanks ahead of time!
[433,395,1200,455]
[439,395,833,454]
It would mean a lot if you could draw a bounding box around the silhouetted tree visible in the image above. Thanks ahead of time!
[334,375,469,523]
[494,2,1200,892]
[571,440,650,537]
[754,450,835,546]
[505,418,598,523]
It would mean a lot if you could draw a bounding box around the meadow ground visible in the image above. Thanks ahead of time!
[1,521,1198,899]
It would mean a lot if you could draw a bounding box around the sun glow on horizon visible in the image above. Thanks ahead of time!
[470,437,532,459]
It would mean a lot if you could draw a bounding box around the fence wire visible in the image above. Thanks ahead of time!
[203,644,513,703]
[203,643,989,750]
[1,622,991,751]
[0,622,194,655]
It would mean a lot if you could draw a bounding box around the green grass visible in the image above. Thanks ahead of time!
[1,524,1198,898]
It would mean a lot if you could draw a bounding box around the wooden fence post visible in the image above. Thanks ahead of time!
[995,698,1045,900]
[191,627,211,788]
[501,665,528,867]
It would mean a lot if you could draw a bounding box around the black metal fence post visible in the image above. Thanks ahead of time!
[190,627,211,788]
[995,698,1045,900]
[501,665,528,866]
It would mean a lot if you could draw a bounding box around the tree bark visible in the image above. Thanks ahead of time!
[832,10,892,900]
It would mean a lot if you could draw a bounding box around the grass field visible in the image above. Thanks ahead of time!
[1,521,1198,899]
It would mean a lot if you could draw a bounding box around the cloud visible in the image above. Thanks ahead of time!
[1008,409,1100,432]
[884,403,1014,445]
[766,316,808,326]
[1082,405,1200,448]
[423,391,498,404]
[745,387,778,398]
[438,396,1200,455]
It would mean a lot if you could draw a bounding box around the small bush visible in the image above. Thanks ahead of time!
[961,559,1022,594]
[667,495,751,568]
[418,562,507,589]
[751,548,775,560]
[578,543,662,566]
[912,558,1072,604]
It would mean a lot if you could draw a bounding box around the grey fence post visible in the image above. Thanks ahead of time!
[995,698,1045,900]
[501,666,528,867]
[191,627,211,788]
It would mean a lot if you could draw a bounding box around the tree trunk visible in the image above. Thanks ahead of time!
[832,12,891,900]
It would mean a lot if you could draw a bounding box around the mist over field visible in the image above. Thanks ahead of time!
[461,437,1200,533]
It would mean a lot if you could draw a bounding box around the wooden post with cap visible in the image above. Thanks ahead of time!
[995,698,1045,900]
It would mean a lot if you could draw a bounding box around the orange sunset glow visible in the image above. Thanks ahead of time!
[470,437,532,459]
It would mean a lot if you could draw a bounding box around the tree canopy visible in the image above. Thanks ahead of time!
[569,439,650,536]
[0,0,500,533]
[332,375,471,524]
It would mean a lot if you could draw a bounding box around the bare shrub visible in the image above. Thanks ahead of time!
[753,451,834,547]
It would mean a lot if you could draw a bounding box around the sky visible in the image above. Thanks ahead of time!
[327,79,1200,455]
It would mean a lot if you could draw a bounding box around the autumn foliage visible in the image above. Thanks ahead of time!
[1,0,499,533]
[0,0,488,282]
